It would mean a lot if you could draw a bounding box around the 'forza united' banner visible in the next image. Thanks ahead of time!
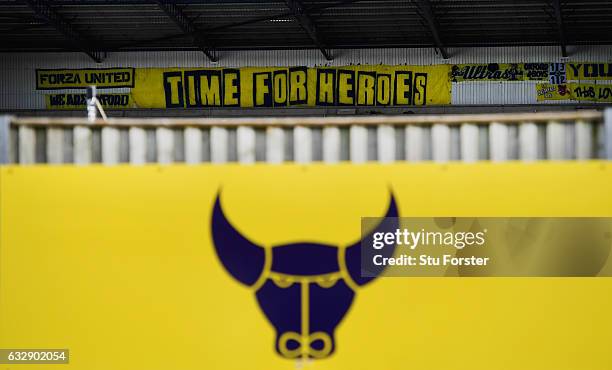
[36,68,135,89]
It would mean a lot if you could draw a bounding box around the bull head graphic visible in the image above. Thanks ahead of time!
[211,193,398,360]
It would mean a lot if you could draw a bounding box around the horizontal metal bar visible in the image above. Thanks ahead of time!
[7,39,612,54]
[9,111,604,129]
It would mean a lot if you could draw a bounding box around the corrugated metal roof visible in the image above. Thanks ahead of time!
[1,0,611,56]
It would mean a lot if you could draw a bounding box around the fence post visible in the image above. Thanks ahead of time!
[0,115,11,164]
[87,86,97,122]
[605,107,612,160]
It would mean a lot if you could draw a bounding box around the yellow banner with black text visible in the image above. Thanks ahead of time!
[536,83,612,102]
[45,93,134,109]
[451,62,612,83]
[36,68,135,89]
[130,65,451,108]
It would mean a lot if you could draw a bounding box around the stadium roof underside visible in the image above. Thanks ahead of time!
[1,0,611,62]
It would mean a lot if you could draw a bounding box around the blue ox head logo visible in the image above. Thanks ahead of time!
[211,193,398,359]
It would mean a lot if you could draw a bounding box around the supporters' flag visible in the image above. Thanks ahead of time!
[549,63,567,84]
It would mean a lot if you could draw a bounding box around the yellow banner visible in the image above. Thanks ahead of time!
[130,65,451,108]
[566,63,612,80]
[36,68,135,89]
[451,62,612,83]
[450,63,549,82]
[536,83,612,102]
[45,93,134,109]
[2,163,612,370]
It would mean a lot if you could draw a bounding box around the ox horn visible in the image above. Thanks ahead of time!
[211,193,266,286]
[345,193,398,286]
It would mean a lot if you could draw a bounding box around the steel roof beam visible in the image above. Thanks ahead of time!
[153,0,217,62]
[414,0,449,59]
[552,0,568,57]
[284,0,332,60]
[23,0,104,63]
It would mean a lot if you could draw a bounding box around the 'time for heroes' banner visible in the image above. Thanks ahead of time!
[131,65,451,108]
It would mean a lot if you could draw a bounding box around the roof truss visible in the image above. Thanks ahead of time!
[23,0,104,63]
[414,0,449,59]
[153,0,217,62]
[285,0,333,60]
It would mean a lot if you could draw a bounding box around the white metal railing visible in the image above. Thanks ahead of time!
[1,110,611,165]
